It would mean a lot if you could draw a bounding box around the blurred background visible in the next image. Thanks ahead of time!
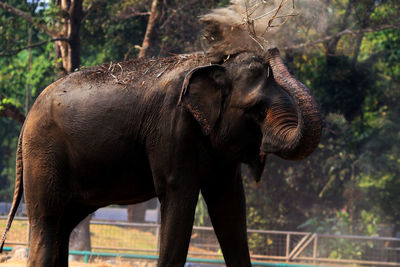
[0,0,399,265]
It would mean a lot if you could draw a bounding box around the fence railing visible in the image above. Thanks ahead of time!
[1,217,399,266]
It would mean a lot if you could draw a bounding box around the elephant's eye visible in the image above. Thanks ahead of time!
[247,100,268,122]
[247,68,264,80]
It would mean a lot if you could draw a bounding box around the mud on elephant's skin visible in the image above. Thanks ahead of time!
[0,48,321,267]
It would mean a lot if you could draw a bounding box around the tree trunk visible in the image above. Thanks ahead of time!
[126,0,167,222]
[55,0,83,74]
[0,1,83,75]
[52,1,91,254]
[69,214,92,260]
[351,32,364,66]
[127,202,148,222]
[139,0,164,58]
[127,199,159,223]
[323,0,353,61]
[351,1,376,66]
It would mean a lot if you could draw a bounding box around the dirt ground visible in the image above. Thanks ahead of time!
[0,259,156,267]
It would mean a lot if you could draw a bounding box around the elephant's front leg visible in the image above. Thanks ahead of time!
[201,166,252,267]
[156,178,200,267]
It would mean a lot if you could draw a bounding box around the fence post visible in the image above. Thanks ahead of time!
[26,219,30,247]
[286,233,290,262]
[313,234,318,264]
[84,252,90,263]
[156,224,161,253]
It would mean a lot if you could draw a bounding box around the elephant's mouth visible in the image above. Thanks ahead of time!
[248,151,267,183]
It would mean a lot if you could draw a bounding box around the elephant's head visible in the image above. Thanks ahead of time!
[179,48,322,181]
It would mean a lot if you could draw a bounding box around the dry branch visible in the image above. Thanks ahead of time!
[243,0,297,51]
[83,0,105,19]
[0,1,58,37]
[115,11,151,21]
[0,38,69,57]
[0,95,25,125]
[282,22,400,51]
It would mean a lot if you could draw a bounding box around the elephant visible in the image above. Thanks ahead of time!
[0,48,321,267]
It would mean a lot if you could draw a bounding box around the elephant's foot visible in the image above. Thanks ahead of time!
[28,225,70,267]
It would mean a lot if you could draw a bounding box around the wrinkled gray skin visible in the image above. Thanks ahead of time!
[0,48,321,267]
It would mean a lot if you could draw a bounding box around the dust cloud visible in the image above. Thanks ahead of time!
[200,0,328,59]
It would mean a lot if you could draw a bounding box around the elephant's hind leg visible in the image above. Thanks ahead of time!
[27,204,92,267]
[28,217,69,267]
[23,147,91,267]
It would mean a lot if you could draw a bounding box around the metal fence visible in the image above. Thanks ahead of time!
[1,217,399,266]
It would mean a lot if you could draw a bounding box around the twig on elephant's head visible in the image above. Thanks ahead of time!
[200,0,298,59]
[142,60,158,76]
[117,63,123,77]
[107,63,127,85]
[266,0,288,29]
[244,1,265,50]
[243,0,298,50]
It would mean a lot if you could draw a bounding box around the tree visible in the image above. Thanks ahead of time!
[0,0,90,253]
[0,0,55,201]
[138,0,164,58]
[0,0,83,74]
[243,0,400,236]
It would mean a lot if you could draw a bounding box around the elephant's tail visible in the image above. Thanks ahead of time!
[0,124,25,253]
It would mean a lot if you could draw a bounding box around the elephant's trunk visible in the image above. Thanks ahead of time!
[262,48,322,160]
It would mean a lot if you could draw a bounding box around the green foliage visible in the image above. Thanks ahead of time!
[299,210,378,236]
[0,0,48,54]
[298,210,379,260]
[25,43,55,97]
[0,1,57,203]
[80,1,147,65]
[313,55,378,120]
[243,0,400,238]
[194,195,211,227]
[0,118,18,202]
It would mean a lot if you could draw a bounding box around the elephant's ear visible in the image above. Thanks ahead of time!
[178,65,229,135]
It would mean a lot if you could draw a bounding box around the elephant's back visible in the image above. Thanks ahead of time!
[24,71,146,164]
[23,54,209,163]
